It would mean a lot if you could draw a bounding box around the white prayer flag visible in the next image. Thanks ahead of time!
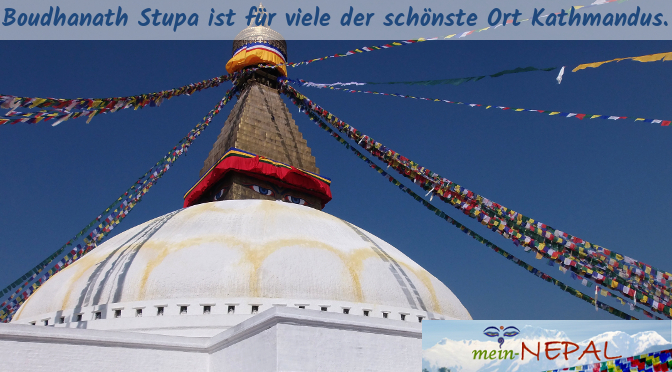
[556,66,565,84]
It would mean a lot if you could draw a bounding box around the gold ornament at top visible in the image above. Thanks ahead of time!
[232,3,287,58]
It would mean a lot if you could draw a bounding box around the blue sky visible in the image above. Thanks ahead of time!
[1,40,672,321]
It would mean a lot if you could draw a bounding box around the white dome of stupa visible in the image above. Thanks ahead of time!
[11,200,470,336]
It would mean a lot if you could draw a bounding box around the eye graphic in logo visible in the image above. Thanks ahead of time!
[483,326,520,349]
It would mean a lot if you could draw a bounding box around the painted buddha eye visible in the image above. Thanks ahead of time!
[284,196,306,205]
[251,185,275,196]
[214,189,226,201]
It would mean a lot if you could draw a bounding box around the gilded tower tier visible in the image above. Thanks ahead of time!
[189,15,326,210]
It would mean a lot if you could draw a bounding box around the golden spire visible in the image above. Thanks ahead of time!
[251,3,268,26]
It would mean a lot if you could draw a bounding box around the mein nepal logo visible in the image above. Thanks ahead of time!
[484,326,521,349]
[473,326,622,362]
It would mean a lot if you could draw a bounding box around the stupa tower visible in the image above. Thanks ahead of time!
[185,5,330,210]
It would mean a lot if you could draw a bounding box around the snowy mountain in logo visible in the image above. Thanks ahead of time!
[422,326,670,372]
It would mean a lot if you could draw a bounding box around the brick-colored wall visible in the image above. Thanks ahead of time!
[200,82,319,177]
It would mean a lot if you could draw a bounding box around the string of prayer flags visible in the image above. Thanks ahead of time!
[286,66,558,89]
[287,78,672,126]
[0,86,240,323]
[588,275,662,318]
[0,71,244,127]
[285,1,631,68]
[294,100,638,321]
[584,276,644,314]
[279,81,672,319]
[292,86,660,319]
[288,85,672,318]
[573,51,672,72]
[367,66,558,86]
[541,349,672,372]
[532,238,655,317]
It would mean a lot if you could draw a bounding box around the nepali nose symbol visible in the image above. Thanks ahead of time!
[483,326,520,349]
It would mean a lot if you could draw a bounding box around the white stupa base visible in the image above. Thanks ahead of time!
[0,306,422,372]
[11,296,440,338]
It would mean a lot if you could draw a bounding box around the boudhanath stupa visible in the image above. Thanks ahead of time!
[0,12,470,372]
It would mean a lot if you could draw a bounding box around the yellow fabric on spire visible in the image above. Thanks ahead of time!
[226,45,288,77]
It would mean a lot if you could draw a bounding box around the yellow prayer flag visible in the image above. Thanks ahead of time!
[573,58,627,72]
[29,98,47,108]
[632,52,672,63]
[444,34,456,39]
[573,52,672,72]
[549,112,560,115]
[536,252,543,259]
[85,111,97,124]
